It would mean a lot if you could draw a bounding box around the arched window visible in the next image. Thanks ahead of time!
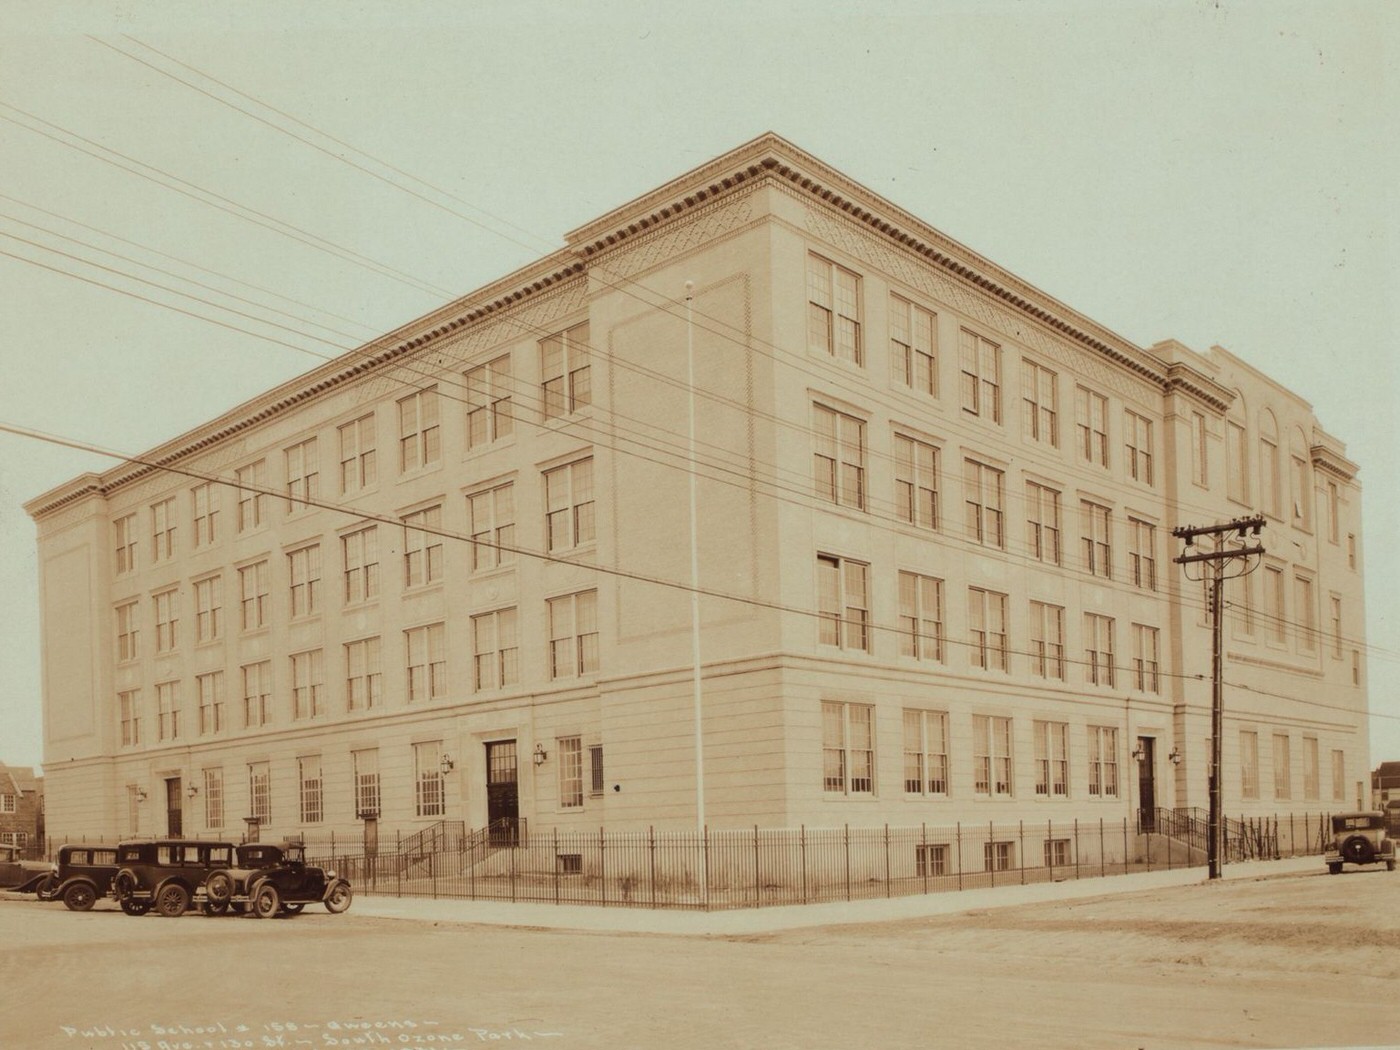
[1226,391,1249,504]
[1259,409,1281,518]
[1290,427,1311,530]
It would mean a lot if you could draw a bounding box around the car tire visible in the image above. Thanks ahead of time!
[36,874,58,900]
[251,882,281,919]
[62,882,97,912]
[205,871,235,905]
[324,881,353,914]
[1341,835,1375,866]
[113,868,138,901]
[1388,860,1396,872]
[1328,862,1343,875]
[280,902,305,915]
[201,899,230,916]
[155,883,191,918]
[120,898,152,916]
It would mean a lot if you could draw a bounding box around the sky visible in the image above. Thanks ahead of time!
[0,0,1396,772]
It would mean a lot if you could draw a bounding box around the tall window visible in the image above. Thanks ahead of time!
[813,405,866,510]
[903,709,948,795]
[151,497,177,562]
[248,762,271,824]
[119,689,141,747]
[397,388,441,472]
[298,756,323,824]
[196,671,225,735]
[236,460,267,532]
[1075,387,1108,467]
[817,555,870,652]
[897,571,943,662]
[338,414,377,494]
[203,768,224,829]
[402,505,444,587]
[191,483,218,547]
[194,576,222,643]
[558,736,584,808]
[889,293,936,395]
[1330,595,1343,659]
[353,749,381,818]
[1332,749,1346,802]
[1124,409,1153,485]
[1232,570,1256,637]
[541,322,591,418]
[1240,730,1260,799]
[239,560,269,631]
[548,591,599,679]
[1272,733,1291,800]
[290,649,325,720]
[1303,737,1320,800]
[405,623,447,702]
[963,459,1005,548]
[807,254,862,364]
[466,354,515,448]
[1259,412,1282,518]
[472,608,519,691]
[114,513,138,574]
[968,587,1009,671]
[242,661,271,728]
[1127,518,1156,591]
[1293,574,1316,653]
[1227,420,1248,503]
[1290,440,1311,530]
[1084,613,1115,686]
[284,438,319,514]
[1264,566,1286,644]
[958,328,1001,422]
[1029,601,1064,679]
[590,746,605,797]
[153,589,179,653]
[156,681,180,742]
[893,434,938,529]
[1081,501,1113,579]
[1088,727,1119,797]
[973,714,1013,796]
[1021,359,1058,445]
[287,545,322,618]
[342,527,380,604]
[1025,481,1061,564]
[822,701,874,794]
[414,741,444,818]
[1034,721,1069,797]
[345,636,382,711]
[1348,533,1357,569]
[468,483,516,571]
[1132,624,1160,693]
[116,600,139,662]
[1325,481,1340,543]
[544,458,596,552]
[1192,411,1209,486]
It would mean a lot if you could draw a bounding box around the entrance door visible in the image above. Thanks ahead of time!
[1137,737,1156,832]
[165,777,183,837]
[485,741,519,846]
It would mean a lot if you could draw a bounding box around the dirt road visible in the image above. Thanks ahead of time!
[3,868,1397,1049]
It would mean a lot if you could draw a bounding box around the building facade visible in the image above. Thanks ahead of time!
[27,134,1369,849]
[0,764,44,854]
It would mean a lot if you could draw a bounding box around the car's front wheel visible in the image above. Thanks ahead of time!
[155,883,190,918]
[62,882,97,912]
[251,882,281,919]
[324,881,352,914]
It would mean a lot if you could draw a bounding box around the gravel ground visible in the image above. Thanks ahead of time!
[2,866,1397,1050]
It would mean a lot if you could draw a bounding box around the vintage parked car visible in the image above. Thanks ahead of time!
[203,841,352,918]
[36,845,120,911]
[0,843,51,894]
[110,839,237,916]
[1325,812,1396,874]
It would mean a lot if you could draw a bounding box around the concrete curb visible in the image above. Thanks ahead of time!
[350,855,1321,935]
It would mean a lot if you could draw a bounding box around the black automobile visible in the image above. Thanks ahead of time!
[204,841,352,918]
[110,839,237,916]
[37,845,120,911]
[0,844,51,894]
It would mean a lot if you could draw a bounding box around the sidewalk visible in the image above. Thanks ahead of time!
[350,855,1320,935]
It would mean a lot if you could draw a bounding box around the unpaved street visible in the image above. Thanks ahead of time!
[3,868,1398,1049]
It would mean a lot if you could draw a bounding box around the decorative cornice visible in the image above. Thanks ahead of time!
[1311,442,1359,481]
[1164,361,1234,413]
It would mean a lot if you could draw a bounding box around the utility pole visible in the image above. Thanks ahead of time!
[1171,515,1265,880]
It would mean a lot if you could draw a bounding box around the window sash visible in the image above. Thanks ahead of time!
[558,737,584,808]
[338,414,378,493]
[893,435,938,529]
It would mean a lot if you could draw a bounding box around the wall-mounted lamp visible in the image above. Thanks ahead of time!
[135,788,148,803]
[1168,747,1182,766]
[1131,744,1146,763]
[187,784,199,799]
[439,753,455,774]
[533,743,548,766]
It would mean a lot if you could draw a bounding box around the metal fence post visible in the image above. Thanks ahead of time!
[703,825,710,911]
[753,826,760,906]
[1074,819,1080,880]
[921,823,929,895]
[599,827,606,908]
[800,825,808,905]
[1019,821,1025,885]
[1099,819,1105,878]
[649,826,657,908]
[844,824,851,902]
[553,828,560,906]
[1046,820,1053,882]
[988,821,995,888]
[884,824,891,897]
[956,823,963,891]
